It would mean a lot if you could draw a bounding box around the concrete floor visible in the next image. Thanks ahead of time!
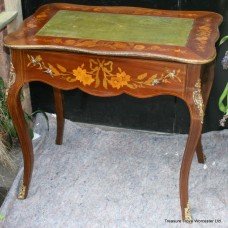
[0,114,227,227]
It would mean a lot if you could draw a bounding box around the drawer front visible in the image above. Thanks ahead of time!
[24,50,186,97]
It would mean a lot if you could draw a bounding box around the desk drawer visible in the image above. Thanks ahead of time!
[24,50,186,97]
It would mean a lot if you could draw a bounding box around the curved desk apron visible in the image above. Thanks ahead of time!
[4,3,222,221]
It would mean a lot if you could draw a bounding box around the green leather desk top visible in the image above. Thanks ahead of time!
[37,10,194,47]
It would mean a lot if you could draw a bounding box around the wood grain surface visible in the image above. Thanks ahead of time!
[4,3,222,64]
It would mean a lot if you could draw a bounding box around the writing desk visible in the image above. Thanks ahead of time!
[4,3,222,220]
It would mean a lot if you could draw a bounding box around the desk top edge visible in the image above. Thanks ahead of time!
[4,3,223,65]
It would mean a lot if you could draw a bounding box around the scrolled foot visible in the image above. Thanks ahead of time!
[18,183,27,199]
[184,202,193,222]
[198,152,207,164]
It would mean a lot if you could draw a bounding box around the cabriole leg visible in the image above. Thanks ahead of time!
[196,136,206,164]
[195,62,215,164]
[7,83,34,199]
[180,117,202,221]
[180,65,205,221]
[53,88,65,145]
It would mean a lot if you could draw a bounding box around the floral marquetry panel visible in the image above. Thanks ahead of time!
[23,50,187,97]
[4,3,222,64]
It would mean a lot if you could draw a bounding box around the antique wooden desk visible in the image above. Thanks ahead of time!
[4,3,222,221]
